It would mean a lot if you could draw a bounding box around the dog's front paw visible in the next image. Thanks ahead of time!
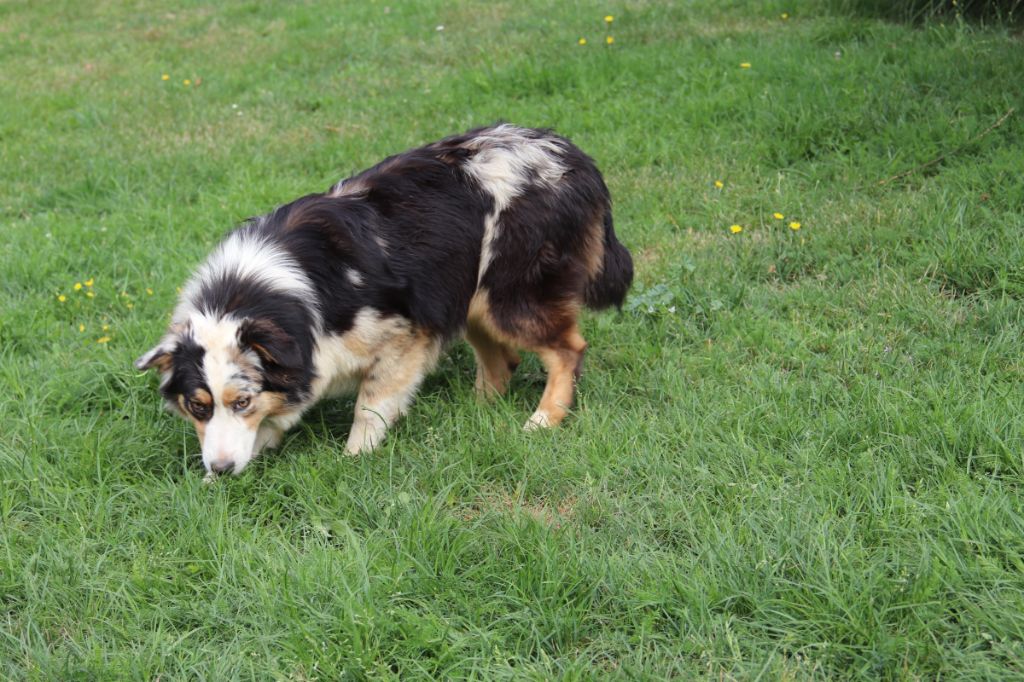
[523,410,552,431]
[345,421,385,455]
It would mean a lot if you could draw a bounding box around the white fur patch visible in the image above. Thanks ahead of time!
[461,125,567,283]
[310,308,410,399]
[329,178,369,197]
[346,268,364,287]
[174,227,318,325]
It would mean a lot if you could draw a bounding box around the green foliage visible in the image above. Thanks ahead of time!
[2,1,1024,679]
[827,0,1024,23]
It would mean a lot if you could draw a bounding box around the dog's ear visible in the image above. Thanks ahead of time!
[135,342,174,372]
[238,318,301,369]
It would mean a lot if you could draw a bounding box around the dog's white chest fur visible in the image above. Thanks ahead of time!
[310,307,411,400]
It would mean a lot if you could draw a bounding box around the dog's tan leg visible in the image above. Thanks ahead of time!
[524,326,587,430]
[466,323,520,400]
[345,333,440,455]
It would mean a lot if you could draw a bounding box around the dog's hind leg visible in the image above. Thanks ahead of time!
[524,324,587,431]
[466,322,520,400]
[345,332,441,455]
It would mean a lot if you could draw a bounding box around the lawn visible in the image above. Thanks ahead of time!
[2,0,1024,679]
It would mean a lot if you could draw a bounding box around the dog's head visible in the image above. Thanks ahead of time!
[135,314,301,475]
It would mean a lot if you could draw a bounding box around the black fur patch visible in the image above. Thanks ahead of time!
[159,336,207,405]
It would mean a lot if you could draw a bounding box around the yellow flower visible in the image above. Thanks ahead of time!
[146,288,154,296]
[578,37,587,45]
[86,291,95,298]
[161,74,170,81]
[78,324,85,332]
[714,180,724,189]
[96,336,111,344]
[740,62,752,69]
[58,294,67,302]
[773,212,784,220]
[126,302,134,309]
[604,15,614,23]
[730,224,743,234]
[606,36,614,45]
[85,278,94,287]
[102,324,110,331]
[74,282,83,291]
[789,221,802,230]
[183,79,191,86]
[781,12,789,20]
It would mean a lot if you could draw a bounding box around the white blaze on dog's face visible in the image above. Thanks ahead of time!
[187,314,289,475]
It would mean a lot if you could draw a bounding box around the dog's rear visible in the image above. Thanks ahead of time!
[451,125,634,428]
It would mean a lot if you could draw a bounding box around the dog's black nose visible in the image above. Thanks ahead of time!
[209,460,234,474]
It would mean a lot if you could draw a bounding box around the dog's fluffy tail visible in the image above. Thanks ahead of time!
[583,211,633,310]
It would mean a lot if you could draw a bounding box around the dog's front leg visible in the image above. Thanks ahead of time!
[345,335,439,455]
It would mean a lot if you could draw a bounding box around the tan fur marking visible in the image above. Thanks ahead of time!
[193,418,206,445]
[191,388,213,408]
[467,290,519,346]
[220,384,249,408]
[242,391,287,430]
[581,215,606,279]
[466,323,520,399]
[469,290,587,425]
[526,325,587,430]
[329,178,370,198]
[346,327,442,454]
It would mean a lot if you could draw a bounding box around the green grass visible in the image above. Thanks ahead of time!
[2,0,1024,678]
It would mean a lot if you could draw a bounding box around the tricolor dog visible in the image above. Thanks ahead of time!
[136,124,633,475]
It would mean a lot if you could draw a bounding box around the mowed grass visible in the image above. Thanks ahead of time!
[2,0,1024,678]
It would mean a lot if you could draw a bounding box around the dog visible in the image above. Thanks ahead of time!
[135,124,633,475]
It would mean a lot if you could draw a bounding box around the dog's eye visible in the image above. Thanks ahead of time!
[187,398,211,420]
[233,396,251,412]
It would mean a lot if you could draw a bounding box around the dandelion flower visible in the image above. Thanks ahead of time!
[85,278,94,287]
[74,282,83,291]
[86,291,95,298]
[740,62,752,69]
[604,15,614,23]
[773,212,784,220]
[183,79,191,86]
[78,324,85,332]
[146,288,154,296]
[58,294,67,303]
[606,35,614,45]
[161,74,170,81]
[102,324,110,331]
[126,302,134,309]
[781,12,789,20]
[714,180,724,189]
[730,224,743,234]
[789,221,802,230]
[578,37,587,45]
[96,336,111,344]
